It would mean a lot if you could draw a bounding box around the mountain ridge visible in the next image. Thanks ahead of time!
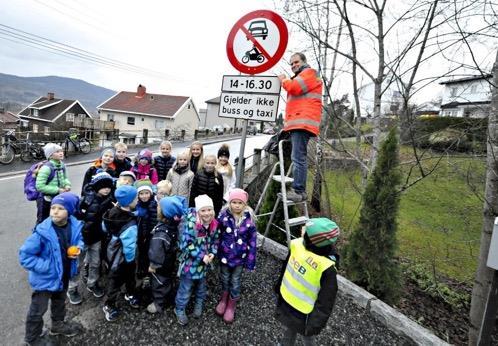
[0,72,115,114]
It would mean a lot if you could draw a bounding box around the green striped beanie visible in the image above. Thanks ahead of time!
[305,218,340,247]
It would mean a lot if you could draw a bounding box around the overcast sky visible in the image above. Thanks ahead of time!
[0,0,301,109]
[1,0,495,112]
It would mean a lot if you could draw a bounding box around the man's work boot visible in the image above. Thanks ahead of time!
[286,189,306,202]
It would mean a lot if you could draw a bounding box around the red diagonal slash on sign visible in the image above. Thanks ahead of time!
[238,25,272,61]
[226,10,288,75]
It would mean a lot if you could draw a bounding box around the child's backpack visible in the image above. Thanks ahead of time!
[24,161,65,201]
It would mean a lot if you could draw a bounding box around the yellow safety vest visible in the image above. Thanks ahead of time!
[280,238,335,314]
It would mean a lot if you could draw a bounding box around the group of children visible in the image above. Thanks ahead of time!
[19,139,261,346]
[20,138,340,346]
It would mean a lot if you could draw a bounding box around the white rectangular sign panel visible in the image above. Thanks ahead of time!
[218,92,279,122]
[222,75,281,94]
[487,218,498,270]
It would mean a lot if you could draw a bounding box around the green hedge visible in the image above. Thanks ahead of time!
[409,117,487,152]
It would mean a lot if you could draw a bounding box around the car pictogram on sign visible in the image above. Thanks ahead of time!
[246,20,268,40]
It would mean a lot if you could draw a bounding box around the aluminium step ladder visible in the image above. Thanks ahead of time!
[255,139,309,248]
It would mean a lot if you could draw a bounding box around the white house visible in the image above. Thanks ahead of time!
[204,96,237,130]
[355,80,404,117]
[97,85,199,144]
[439,74,492,118]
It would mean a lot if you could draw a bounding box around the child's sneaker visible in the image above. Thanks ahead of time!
[66,289,82,305]
[192,304,203,318]
[174,308,189,326]
[25,333,55,346]
[146,302,162,314]
[86,284,105,298]
[49,320,80,337]
[124,294,140,309]
[102,305,119,322]
[142,276,151,290]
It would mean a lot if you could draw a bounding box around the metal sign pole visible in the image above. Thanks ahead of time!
[236,119,248,188]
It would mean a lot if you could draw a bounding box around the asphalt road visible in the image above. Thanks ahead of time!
[0,134,271,344]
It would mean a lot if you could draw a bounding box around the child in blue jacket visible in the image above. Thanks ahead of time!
[19,192,83,345]
[101,185,139,322]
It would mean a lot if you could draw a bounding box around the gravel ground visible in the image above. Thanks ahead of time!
[60,250,413,345]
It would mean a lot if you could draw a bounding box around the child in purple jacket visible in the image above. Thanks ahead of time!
[215,188,257,324]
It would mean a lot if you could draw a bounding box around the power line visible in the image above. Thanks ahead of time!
[0,23,180,80]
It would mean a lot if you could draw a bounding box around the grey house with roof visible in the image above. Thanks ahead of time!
[17,92,112,141]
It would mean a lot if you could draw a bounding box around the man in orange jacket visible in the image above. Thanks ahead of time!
[278,53,323,202]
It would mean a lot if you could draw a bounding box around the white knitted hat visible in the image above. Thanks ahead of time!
[195,194,214,210]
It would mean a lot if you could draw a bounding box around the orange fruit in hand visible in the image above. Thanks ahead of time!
[67,246,80,257]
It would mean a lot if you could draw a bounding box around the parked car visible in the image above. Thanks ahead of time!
[263,128,276,134]
[247,125,258,135]
[212,125,224,135]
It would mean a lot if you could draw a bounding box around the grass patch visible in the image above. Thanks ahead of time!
[321,153,485,284]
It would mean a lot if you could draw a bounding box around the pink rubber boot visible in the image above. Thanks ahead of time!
[223,296,238,323]
[215,291,229,316]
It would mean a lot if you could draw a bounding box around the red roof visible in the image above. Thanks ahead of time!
[98,91,189,117]
[0,110,19,124]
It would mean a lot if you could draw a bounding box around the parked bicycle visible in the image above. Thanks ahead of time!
[64,129,91,155]
[0,130,26,164]
[20,135,45,162]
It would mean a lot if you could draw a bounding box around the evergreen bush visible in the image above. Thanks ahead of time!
[344,128,402,304]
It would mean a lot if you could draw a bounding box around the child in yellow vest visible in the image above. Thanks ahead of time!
[275,218,340,345]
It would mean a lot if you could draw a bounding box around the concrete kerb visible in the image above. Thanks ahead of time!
[0,135,243,179]
[257,234,450,346]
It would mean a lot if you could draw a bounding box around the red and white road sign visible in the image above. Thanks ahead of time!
[226,10,288,75]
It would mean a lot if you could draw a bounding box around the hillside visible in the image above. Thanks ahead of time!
[0,73,115,114]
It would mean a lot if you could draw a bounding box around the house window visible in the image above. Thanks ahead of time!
[188,104,191,109]
[78,114,85,120]
[31,109,39,117]
[450,87,458,97]
[66,113,74,122]
[142,118,145,122]
[155,120,165,129]
[108,114,114,121]
[127,117,135,125]
[32,124,39,133]
[44,126,50,135]
[470,84,477,93]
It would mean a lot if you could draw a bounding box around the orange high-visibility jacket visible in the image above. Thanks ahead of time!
[282,67,323,136]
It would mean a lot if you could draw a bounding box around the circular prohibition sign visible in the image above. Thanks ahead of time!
[226,10,288,75]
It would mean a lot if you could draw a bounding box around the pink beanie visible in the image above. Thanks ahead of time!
[228,188,248,204]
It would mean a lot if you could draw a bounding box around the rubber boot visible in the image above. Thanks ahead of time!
[223,296,238,323]
[215,291,229,316]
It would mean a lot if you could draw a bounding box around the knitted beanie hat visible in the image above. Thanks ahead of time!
[135,178,153,194]
[138,149,153,162]
[101,147,115,159]
[305,218,340,247]
[44,143,63,160]
[119,170,136,182]
[115,185,137,207]
[159,195,187,219]
[91,172,114,191]
[217,144,230,158]
[51,192,79,216]
[228,188,248,204]
[195,194,214,210]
